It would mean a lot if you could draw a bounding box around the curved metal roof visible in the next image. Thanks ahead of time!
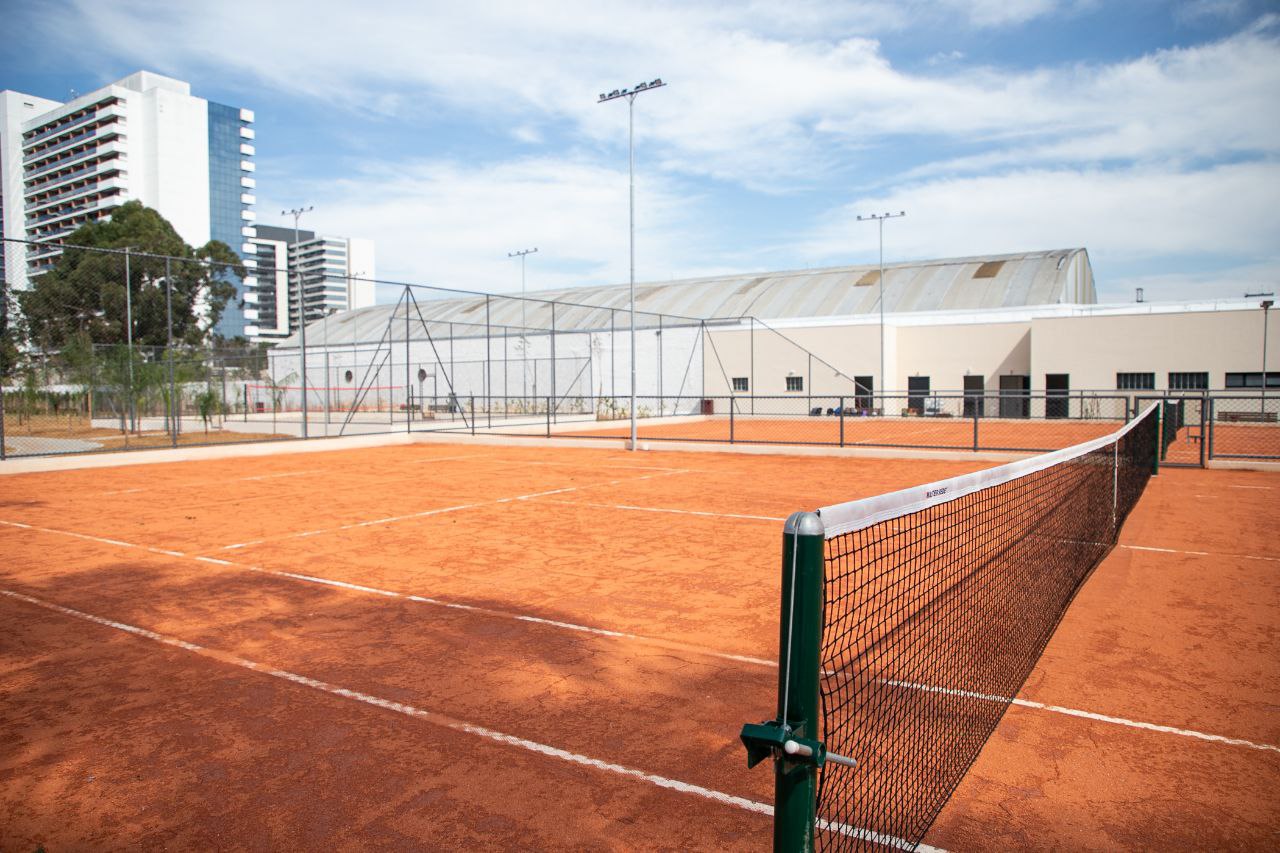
[284,248,1093,347]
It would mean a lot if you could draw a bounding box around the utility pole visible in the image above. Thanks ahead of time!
[599,78,666,450]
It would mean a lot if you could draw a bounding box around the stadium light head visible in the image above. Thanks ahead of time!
[1264,299,1275,310]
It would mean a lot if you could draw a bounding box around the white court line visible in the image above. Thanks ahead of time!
[1227,484,1273,490]
[3,517,1272,753]
[407,453,491,465]
[487,459,700,472]
[0,518,775,669]
[239,470,325,481]
[1120,544,1280,564]
[218,468,693,550]
[93,456,491,496]
[882,679,1280,754]
[0,588,929,851]
[540,499,785,523]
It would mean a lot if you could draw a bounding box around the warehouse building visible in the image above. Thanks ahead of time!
[266,248,1275,418]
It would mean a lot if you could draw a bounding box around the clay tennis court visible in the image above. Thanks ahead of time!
[1,439,1277,849]
[568,414,1123,451]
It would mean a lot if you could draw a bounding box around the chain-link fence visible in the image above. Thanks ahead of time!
[4,236,1276,464]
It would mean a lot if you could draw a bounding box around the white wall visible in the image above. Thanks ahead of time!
[346,237,376,309]
[136,85,210,247]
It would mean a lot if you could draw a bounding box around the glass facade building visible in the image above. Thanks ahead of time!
[207,101,253,339]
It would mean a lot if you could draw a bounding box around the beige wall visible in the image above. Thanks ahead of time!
[701,320,1029,396]
[702,322,880,398]
[895,322,1030,393]
[698,306,1268,400]
[1032,309,1269,391]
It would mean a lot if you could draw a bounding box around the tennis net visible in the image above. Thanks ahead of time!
[741,401,1160,852]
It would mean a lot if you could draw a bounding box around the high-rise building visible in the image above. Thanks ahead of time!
[0,71,256,338]
[246,225,376,342]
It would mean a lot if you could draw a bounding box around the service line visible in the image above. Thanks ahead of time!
[217,468,695,551]
[539,498,785,523]
[0,588,932,853]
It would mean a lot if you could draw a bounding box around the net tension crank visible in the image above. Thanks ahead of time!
[740,720,856,770]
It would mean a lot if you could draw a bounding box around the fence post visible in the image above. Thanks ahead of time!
[730,395,736,444]
[775,511,824,851]
[551,303,557,424]
[485,295,492,429]
[471,396,475,436]
[546,396,551,438]
[406,300,412,435]
[1153,402,1162,474]
[1207,397,1216,460]
[165,256,177,447]
[124,248,136,437]
[1198,397,1207,468]
[972,403,980,452]
[838,396,844,447]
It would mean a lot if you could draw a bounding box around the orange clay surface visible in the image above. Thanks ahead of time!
[0,440,1277,850]
[568,415,1123,451]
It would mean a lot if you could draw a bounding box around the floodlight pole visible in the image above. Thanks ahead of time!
[509,247,537,406]
[857,211,905,403]
[600,77,665,450]
[284,206,314,437]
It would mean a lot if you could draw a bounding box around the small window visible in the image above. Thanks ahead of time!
[786,376,804,392]
[973,260,1005,279]
[1116,372,1155,390]
[1225,372,1280,389]
[1168,372,1209,391]
[731,377,749,392]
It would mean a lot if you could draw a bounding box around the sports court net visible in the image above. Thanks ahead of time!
[811,402,1159,851]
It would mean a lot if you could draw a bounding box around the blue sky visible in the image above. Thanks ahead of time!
[2,0,1278,304]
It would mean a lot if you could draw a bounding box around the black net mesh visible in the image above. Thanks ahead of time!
[815,405,1158,851]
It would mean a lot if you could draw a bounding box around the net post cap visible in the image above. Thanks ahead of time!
[784,510,824,537]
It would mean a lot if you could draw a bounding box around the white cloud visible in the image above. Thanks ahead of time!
[26,0,1279,300]
[800,161,1280,299]
[256,155,708,294]
[46,0,1250,188]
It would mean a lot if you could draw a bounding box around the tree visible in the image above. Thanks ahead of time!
[18,201,245,352]
[0,273,25,381]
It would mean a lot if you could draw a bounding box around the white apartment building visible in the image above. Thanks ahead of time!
[0,71,256,338]
[246,224,376,342]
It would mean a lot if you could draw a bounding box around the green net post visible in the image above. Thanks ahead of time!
[775,510,825,851]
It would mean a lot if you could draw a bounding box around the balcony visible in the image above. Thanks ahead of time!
[24,139,126,183]
[26,190,121,228]
[26,175,127,216]
[22,103,125,150]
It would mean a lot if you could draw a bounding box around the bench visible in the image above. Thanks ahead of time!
[1219,410,1277,423]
